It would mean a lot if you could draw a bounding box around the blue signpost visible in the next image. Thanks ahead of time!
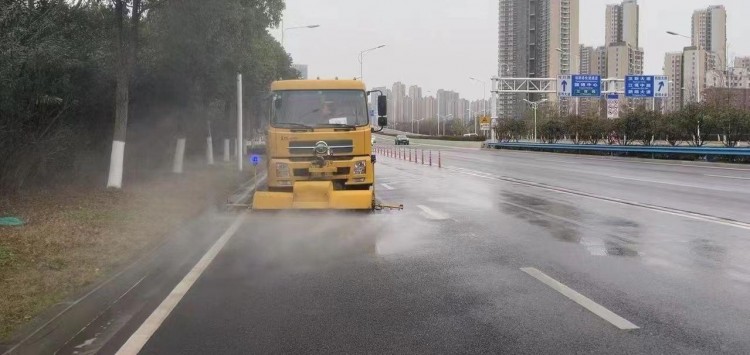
[558,75,601,97]
[625,75,669,98]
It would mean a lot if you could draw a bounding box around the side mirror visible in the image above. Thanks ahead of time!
[274,97,282,110]
[377,116,388,127]
[377,95,387,117]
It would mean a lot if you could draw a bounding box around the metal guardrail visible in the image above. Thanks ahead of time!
[486,142,750,157]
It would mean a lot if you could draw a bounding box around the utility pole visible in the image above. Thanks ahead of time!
[237,73,243,172]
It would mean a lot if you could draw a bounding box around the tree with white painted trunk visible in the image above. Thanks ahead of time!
[107,0,144,189]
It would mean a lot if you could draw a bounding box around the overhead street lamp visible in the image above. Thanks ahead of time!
[523,98,548,143]
[666,31,691,40]
[466,108,478,135]
[439,114,453,136]
[358,45,386,83]
[415,117,428,135]
[281,24,320,47]
[469,77,488,117]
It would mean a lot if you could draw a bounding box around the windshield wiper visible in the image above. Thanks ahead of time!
[275,122,314,130]
[316,123,357,130]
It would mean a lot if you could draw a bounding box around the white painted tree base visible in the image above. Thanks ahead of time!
[223,139,230,162]
[107,140,126,189]
[173,138,186,174]
[206,137,214,165]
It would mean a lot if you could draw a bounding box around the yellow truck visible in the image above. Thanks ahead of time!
[252,79,388,210]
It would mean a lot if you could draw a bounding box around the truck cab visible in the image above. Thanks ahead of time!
[252,79,387,210]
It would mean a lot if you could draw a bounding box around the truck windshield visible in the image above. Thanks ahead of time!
[271,90,369,127]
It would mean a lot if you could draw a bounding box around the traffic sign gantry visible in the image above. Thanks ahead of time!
[558,75,601,97]
[625,75,669,98]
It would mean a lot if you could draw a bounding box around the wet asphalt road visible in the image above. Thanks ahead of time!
[51,145,750,354]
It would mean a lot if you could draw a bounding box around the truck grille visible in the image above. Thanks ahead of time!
[289,140,354,155]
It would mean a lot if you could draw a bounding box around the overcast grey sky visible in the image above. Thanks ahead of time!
[273,0,750,101]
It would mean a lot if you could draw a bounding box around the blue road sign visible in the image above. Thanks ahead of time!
[626,75,668,98]
[249,154,260,166]
[571,75,601,97]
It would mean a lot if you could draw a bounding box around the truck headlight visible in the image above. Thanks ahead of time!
[354,161,366,175]
[276,163,290,178]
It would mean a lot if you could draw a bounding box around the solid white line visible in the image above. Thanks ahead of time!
[411,142,480,150]
[704,174,750,181]
[520,267,639,330]
[115,214,247,355]
[606,175,749,194]
[417,205,449,220]
[381,183,395,190]
[448,166,750,231]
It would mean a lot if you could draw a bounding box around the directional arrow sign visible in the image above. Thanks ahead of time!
[654,75,669,98]
[557,75,572,97]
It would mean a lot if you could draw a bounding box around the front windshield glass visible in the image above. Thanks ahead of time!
[271,90,368,127]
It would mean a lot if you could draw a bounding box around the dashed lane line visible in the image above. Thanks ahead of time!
[521,267,640,330]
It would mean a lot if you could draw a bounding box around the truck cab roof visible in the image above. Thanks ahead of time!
[271,79,366,91]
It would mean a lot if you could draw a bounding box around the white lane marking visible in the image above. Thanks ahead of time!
[417,205,449,220]
[381,183,395,190]
[704,174,750,181]
[446,166,750,231]
[116,214,246,355]
[605,175,745,193]
[411,142,480,150]
[520,267,639,330]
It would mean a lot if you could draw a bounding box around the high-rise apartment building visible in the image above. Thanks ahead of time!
[423,96,437,121]
[603,0,642,79]
[607,42,643,79]
[391,82,406,125]
[593,46,608,76]
[682,46,711,105]
[579,45,594,74]
[606,0,638,47]
[497,0,580,119]
[692,5,727,70]
[663,52,683,112]
[735,56,750,69]
[407,85,423,123]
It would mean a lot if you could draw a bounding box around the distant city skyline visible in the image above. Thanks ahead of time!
[276,0,750,101]
[370,82,490,127]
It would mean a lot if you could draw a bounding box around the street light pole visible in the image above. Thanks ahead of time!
[469,77,488,117]
[524,99,548,143]
[358,44,386,83]
[281,24,320,47]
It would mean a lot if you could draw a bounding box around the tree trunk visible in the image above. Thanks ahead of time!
[107,0,129,189]
[173,138,186,173]
[106,0,142,189]
[223,138,230,162]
